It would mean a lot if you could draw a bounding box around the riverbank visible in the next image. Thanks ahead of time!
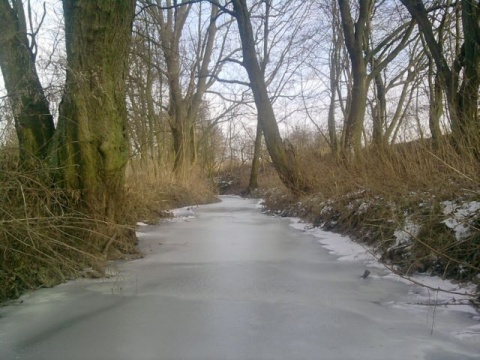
[217,142,480,305]
[255,186,480,306]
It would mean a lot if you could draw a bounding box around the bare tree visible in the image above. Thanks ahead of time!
[142,0,226,179]
[248,0,313,191]
[338,0,414,155]
[400,0,480,152]
[0,0,55,163]
[231,0,311,194]
[127,16,170,172]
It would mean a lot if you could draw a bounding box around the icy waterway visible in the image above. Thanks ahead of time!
[1,196,479,360]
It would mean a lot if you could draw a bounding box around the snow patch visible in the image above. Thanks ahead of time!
[358,202,370,213]
[289,218,380,267]
[393,219,420,247]
[442,201,480,240]
[169,206,198,222]
[255,199,265,209]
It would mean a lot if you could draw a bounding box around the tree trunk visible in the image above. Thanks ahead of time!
[171,107,191,179]
[232,0,310,194]
[343,61,368,154]
[248,123,262,192]
[327,10,342,156]
[0,0,55,163]
[52,0,135,227]
[428,66,443,147]
[457,0,480,149]
[337,0,372,155]
[371,61,387,147]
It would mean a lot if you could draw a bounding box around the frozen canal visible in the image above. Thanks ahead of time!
[1,196,479,360]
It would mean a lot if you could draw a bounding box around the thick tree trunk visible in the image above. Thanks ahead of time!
[0,0,55,163]
[52,0,135,226]
[171,109,192,179]
[232,0,310,194]
[457,0,480,149]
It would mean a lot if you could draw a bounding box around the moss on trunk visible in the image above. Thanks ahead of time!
[52,0,135,227]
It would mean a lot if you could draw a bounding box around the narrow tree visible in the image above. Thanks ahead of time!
[231,0,310,194]
[327,0,343,155]
[247,0,313,191]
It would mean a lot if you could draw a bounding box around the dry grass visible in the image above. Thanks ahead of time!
[0,159,108,302]
[123,160,219,224]
[300,141,479,201]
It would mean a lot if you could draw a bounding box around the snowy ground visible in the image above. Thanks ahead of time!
[0,196,479,360]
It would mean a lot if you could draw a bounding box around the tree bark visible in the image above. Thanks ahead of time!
[371,60,387,147]
[232,0,310,194]
[337,0,372,155]
[428,64,443,147]
[247,123,262,192]
[0,0,55,163]
[52,0,135,226]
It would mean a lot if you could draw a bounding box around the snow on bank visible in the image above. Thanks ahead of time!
[289,218,380,266]
[171,206,198,220]
[442,200,480,241]
[134,206,199,239]
[255,199,265,209]
[288,217,478,312]
[392,217,420,247]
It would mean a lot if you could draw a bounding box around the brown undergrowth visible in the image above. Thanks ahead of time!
[0,158,103,302]
[123,161,219,224]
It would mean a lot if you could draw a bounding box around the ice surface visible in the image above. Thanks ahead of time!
[0,196,479,360]
[289,217,477,305]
